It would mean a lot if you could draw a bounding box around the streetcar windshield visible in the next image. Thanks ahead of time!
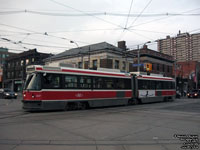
[24,73,41,90]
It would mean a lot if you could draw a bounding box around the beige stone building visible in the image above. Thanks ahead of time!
[45,41,135,72]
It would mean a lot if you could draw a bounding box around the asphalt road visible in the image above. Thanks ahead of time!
[0,97,199,150]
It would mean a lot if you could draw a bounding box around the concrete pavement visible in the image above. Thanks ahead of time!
[0,98,199,150]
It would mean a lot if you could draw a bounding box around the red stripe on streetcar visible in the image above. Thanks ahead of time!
[36,67,43,71]
[35,67,128,77]
[61,69,127,77]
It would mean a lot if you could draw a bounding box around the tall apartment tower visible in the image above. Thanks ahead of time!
[157,31,200,62]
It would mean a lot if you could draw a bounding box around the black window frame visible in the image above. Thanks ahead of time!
[42,73,62,89]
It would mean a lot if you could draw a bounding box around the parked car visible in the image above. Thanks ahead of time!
[187,90,200,98]
[0,88,18,99]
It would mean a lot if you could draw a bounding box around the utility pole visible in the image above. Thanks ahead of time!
[70,40,83,68]
[88,46,90,69]
[137,45,140,72]
[137,41,151,73]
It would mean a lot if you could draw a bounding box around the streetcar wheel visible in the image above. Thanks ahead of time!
[65,103,71,111]
[80,102,89,110]
[128,99,134,105]
[134,99,141,105]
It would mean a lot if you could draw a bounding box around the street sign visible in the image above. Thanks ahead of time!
[133,64,144,67]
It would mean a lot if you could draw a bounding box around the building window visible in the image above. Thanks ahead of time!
[122,61,126,70]
[32,58,35,63]
[26,59,29,65]
[8,63,11,68]
[157,64,160,71]
[84,61,89,69]
[167,66,170,72]
[115,60,119,69]
[11,72,14,78]
[163,64,165,72]
[152,63,154,71]
[7,72,10,78]
[78,62,83,69]
[21,60,24,66]
[19,71,22,77]
[16,61,19,66]
[92,60,97,70]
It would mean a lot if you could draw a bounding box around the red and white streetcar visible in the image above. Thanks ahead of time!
[22,65,176,111]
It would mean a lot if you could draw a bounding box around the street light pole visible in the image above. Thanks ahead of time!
[70,40,79,48]
[137,41,151,73]
[70,41,83,68]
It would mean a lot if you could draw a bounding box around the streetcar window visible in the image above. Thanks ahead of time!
[24,74,33,90]
[104,78,114,89]
[93,77,104,89]
[64,75,78,88]
[24,73,41,90]
[115,78,131,89]
[156,81,162,89]
[43,73,61,89]
[171,82,175,89]
[79,76,92,89]
[138,80,155,90]
[138,80,146,90]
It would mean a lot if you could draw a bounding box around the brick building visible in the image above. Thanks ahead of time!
[130,45,174,77]
[3,49,51,92]
[0,47,16,88]
[175,61,200,92]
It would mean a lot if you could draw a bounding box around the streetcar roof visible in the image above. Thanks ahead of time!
[26,65,175,81]
[137,74,175,81]
[26,65,131,78]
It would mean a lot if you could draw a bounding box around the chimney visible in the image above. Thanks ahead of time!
[143,44,148,49]
[118,41,126,50]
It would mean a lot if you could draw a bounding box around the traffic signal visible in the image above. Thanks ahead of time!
[145,63,152,71]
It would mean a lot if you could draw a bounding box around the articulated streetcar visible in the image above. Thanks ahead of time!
[22,65,176,111]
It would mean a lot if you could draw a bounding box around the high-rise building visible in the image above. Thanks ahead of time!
[157,31,200,62]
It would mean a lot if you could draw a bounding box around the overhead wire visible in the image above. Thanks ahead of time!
[128,0,153,28]
[0,9,199,17]
[0,23,89,45]
[0,37,71,49]
[124,0,134,30]
[48,0,124,29]
[128,7,200,29]
[117,0,153,42]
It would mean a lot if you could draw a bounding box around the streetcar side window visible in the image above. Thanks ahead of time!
[156,81,162,89]
[155,81,175,89]
[138,80,156,90]
[93,77,104,89]
[64,75,78,88]
[79,76,92,89]
[115,78,131,89]
[104,78,115,89]
[43,73,61,89]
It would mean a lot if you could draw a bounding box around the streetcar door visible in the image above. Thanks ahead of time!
[131,74,138,98]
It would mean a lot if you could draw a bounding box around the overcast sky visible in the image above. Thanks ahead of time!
[0,0,200,54]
